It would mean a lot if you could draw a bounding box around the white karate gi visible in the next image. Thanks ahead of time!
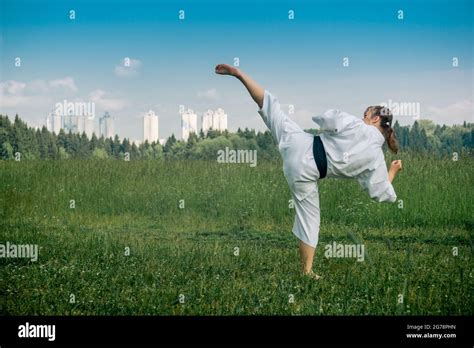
[258,90,397,248]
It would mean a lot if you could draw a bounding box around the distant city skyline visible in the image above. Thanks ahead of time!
[45,106,230,144]
[1,0,472,140]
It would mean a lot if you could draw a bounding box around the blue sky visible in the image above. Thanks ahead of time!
[1,0,472,141]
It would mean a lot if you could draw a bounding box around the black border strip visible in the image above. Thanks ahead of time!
[0,316,472,346]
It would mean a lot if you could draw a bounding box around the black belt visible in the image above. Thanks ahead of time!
[313,135,328,179]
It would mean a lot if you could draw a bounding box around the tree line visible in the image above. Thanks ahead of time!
[0,114,472,161]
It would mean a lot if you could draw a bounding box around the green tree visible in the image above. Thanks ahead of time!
[131,142,140,159]
[121,138,132,157]
[92,148,108,159]
[112,135,121,158]
[185,132,198,158]
[90,133,99,151]
[163,134,177,158]
[58,146,70,159]
[0,141,14,159]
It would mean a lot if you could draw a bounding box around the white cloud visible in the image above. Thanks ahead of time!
[426,100,473,125]
[89,89,128,111]
[49,76,78,92]
[26,80,50,94]
[0,80,54,108]
[1,80,26,95]
[0,77,128,115]
[114,58,142,77]
[0,77,78,108]
[0,94,50,108]
[197,88,218,100]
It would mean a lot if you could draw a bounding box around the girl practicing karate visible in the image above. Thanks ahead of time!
[215,63,403,280]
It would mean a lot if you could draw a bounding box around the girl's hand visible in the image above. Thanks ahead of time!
[215,63,239,77]
[391,160,403,172]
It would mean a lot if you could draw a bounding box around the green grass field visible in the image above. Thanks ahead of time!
[0,154,473,315]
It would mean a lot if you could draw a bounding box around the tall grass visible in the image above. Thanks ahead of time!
[0,154,472,315]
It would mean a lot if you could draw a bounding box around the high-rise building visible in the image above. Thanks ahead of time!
[52,110,62,135]
[45,110,62,134]
[181,109,197,141]
[202,109,214,134]
[99,112,115,139]
[201,108,228,134]
[214,108,228,131]
[76,113,95,138]
[62,114,77,134]
[143,110,159,143]
[45,115,52,131]
[46,109,96,138]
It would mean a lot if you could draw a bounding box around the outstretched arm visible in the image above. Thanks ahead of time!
[215,64,264,108]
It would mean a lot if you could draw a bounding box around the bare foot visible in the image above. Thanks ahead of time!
[303,270,322,280]
[215,63,239,77]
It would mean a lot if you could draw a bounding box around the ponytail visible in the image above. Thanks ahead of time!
[364,105,399,154]
[384,127,399,154]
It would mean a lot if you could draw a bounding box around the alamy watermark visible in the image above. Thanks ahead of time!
[380,99,420,120]
[217,147,257,167]
[55,99,96,119]
[324,242,365,262]
[18,322,55,341]
[0,241,38,262]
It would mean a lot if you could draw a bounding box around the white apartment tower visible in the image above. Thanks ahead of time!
[99,112,115,139]
[143,110,159,143]
[181,109,198,141]
[213,108,228,131]
[45,110,62,134]
[52,111,62,135]
[45,115,51,131]
[201,108,228,134]
[46,109,96,138]
[202,110,214,133]
[76,113,94,138]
